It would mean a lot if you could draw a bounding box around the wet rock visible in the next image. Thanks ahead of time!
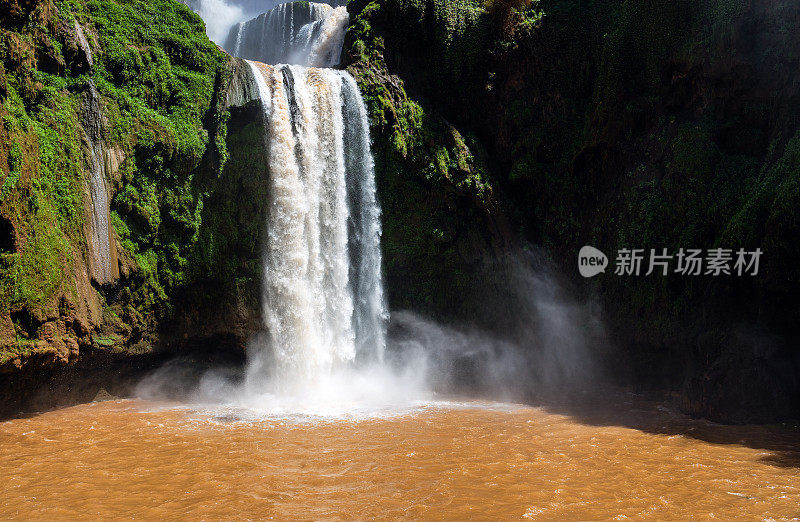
[225,59,261,108]
[80,80,120,285]
[58,19,93,73]
[38,322,57,343]
[0,358,23,374]
[92,388,117,402]
[80,81,104,142]
[65,337,80,359]
[73,21,94,69]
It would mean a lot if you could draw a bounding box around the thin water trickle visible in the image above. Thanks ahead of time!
[82,81,117,284]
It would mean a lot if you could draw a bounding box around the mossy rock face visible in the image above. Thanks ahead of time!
[344,0,517,325]
[346,0,800,421]
[165,100,269,345]
[0,0,248,367]
[1,0,799,422]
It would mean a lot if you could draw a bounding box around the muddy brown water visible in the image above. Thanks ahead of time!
[1,398,798,519]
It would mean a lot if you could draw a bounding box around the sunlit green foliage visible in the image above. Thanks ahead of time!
[0,0,228,353]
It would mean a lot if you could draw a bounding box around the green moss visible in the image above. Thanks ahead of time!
[346,1,506,321]
[181,112,269,312]
[67,0,227,330]
[0,338,41,366]
[1,0,229,357]
[0,69,84,316]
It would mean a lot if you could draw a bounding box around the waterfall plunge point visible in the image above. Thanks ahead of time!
[143,2,596,419]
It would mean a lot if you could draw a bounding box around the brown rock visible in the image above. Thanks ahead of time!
[39,321,57,342]
[72,316,90,337]
[52,338,69,364]
[0,358,22,374]
[0,311,15,342]
[65,336,80,359]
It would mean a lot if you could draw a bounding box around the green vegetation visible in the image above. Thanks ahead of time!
[0,0,797,421]
[346,0,800,421]
[0,34,84,323]
[0,0,229,358]
[346,0,511,320]
[61,0,229,331]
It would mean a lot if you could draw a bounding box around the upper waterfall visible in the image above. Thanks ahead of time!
[179,0,346,45]
[224,2,349,67]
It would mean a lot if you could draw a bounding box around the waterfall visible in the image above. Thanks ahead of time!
[206,0,388,392]
[225,2,349,67]
[245,61,387,387]
[341,78,388,363]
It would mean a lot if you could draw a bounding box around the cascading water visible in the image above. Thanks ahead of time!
[234,4,387,393]
[341,78,388,363]
[177,1,584,414]
[179,0,347,45]
[225,2,349,67]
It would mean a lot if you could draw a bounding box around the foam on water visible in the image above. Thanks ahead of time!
[143,397,523,425]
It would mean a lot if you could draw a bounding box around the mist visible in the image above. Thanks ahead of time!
[135,247,606,417]
[387,248,606,401]
[191,0,245,44]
